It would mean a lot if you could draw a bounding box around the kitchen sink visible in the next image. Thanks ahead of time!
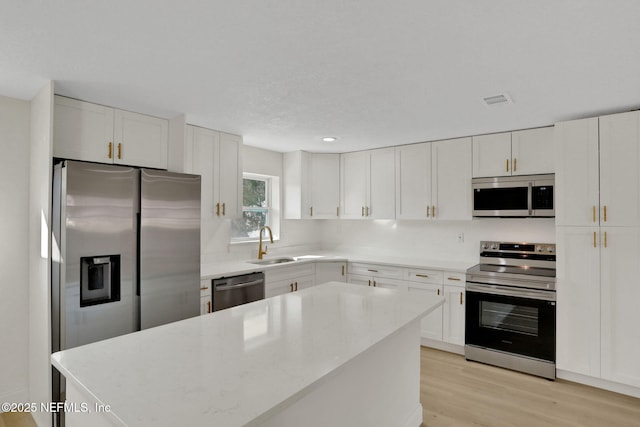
[249,257,296,265]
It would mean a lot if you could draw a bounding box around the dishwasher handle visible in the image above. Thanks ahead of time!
[215,279,264,291]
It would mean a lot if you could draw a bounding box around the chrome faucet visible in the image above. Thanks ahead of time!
[258,225,274,260]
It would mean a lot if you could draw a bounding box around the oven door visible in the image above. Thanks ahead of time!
[465,283,556,362]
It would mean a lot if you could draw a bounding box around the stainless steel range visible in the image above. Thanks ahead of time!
[465,241,556,379]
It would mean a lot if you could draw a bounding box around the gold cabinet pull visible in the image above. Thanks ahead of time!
[603,205,607,222]
[415,274,429,278]
[460,292,463,305]
[215,202,220,217]
[117,143,122,159]
[373,280,376,287]
[432,206,435,218]
[290,283,294,292]
[593,231,597,248]
[426,206,430,217]
[362,207,365,217]
[200,287,208,291]
[513,158,517,172]
[437,289,440,296]
[506,159,509,172]
[604,231,607,248]
[593,206,596,223]
[367,269,378,273]
[108,142,113,159]
[336,207,339,217]
[222,203,226,216]
[341,265,345,276]
[207,301,211,313]
[366,206,370,216]
[310,206,313,217]
[447,277,461,281]
[295,281,298,291]
[368,280,371,286]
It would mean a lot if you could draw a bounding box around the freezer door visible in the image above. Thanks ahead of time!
[140,169,201,329]
[55,161,138,351]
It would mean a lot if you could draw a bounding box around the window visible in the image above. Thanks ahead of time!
[231,173,280,242]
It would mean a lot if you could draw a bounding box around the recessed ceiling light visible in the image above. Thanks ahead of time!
[322,137,337,142]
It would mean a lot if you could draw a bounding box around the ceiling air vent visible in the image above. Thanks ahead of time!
[482,93,513,107]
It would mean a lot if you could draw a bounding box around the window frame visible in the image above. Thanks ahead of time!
[231,173,280,243]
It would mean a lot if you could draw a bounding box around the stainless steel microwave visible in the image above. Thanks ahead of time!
[472,174,554,217]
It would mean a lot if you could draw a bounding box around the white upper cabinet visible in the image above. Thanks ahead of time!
[432,137,472,220]
[396,138,471,220]
[284,152,339,219]
[53,95,168,169]
[340,148,395,219]
[185,126,242,220]
[554,117,600,227]
[511,127,554,175]
[599,111,640,227]
[395,143,431,220]
[556,112,640,228]
[472,132,512,177]
[340,151,369,219]
[472,128,554,177]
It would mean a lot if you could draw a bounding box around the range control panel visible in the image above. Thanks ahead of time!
[480,241,555,254]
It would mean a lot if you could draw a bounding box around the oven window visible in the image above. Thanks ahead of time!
[480,301,539,336]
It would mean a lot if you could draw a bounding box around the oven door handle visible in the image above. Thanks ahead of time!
[466,283,556,301]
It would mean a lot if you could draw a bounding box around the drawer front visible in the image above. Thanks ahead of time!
[406,268,444,284]
[348,263,404,279]
[200,280,211,298]
[265,262,316,282]
[444,272,465,287]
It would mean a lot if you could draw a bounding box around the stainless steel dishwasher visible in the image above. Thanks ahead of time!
[212,272,265,311]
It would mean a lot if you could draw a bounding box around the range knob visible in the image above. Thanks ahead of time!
[490,243,498,250]
[536,246,544,252]
[547,246,555,253]
[482,243,489,250]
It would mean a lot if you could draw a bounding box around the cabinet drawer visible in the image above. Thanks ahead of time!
[200,280,211,297]
[406,268,443,284]
[265,263,316,282]
[348,263,404,279]
[444,272,465,286]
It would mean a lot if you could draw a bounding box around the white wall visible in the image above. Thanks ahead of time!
[29,83,54,427]
[318,218,555,263]
[201,145,322,264]
[0,95,31,407]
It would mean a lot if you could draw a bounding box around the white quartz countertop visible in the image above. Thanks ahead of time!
[51,282,444,427]
[201,252,475,280]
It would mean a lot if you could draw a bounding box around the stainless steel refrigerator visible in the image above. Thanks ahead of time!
[51,160,200,421]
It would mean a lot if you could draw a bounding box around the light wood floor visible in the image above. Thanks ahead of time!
[0,411,36,427]
[420,347,640,427]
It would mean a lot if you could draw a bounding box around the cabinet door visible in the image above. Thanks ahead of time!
[309,154,340,218]
[53,96,114,163]
[554,118,600,226]
[295,275,315,291]
[217,132,242,219]
[188,126,217,220]
[472,132,512,177]
[395,143,431,219]
[599,111,640,227]
[265,278,295,298]
[373,277,407,291]
[431,137,472,220]
[600,227,640,387]
[407,283,443,341]
[340,151,369,219]
[348,274,371,287]
[315,262,347,284]
[511,127,554,175]
[443,285,465,346]
[113,109,168,169]
[368,147,395,219]
[200,296,211,315]
[556,227,601,377]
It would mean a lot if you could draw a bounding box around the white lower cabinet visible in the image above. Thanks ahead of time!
[348,263,406,290]
[200,280,211,315]
[443,275,466,346]
[557,226,640,389]
[315,261,347,284]
[265,263,316,298]
[407,282,443,341]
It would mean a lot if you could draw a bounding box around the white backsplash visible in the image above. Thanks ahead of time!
[317,218,556,263]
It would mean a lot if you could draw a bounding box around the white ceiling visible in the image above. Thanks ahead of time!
[2,1,640,153]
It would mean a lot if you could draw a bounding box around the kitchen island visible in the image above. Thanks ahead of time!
[51,282,444,427]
